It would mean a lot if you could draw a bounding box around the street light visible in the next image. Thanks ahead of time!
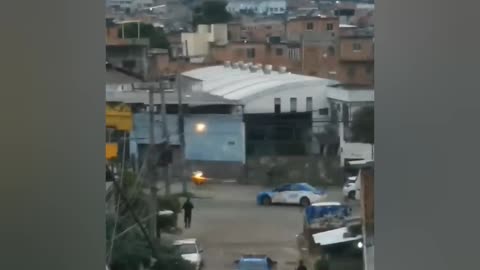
[195,123,207,133]
[357,241,363,249]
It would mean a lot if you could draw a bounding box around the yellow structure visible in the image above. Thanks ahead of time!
[106,103,132,160]
[106,104,133,132]
[106,143,119,160]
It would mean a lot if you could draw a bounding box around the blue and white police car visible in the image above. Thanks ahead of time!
[234,255,277,270]
[256,182,327,207]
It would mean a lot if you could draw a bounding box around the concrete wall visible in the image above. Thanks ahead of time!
[243,155,343,185]
[212,43,268,64]
[242,83,332,114]
[339,37,374,61]
[336,61,374,86]
[182,32,210,57]
[286,17,339,42]
[338,122,374,166]
[131,113,180,147]
[106,44,149,78]
[184,114,245,163]
[181,24,228,57]
[228,21,285,42]
[129,113,246,178]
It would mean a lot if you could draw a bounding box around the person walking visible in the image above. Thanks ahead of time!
[296,260,307,270]
[182,197,194,229]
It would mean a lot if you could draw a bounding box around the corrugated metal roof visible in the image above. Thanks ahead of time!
[106,89,240,106]
[182,65,337,101]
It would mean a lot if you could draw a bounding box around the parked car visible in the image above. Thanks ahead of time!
[234,255,277,270]
[256,182,326,207]
[342,176,358,199]
[173,238,204,270]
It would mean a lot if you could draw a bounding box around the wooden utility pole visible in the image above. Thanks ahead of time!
[147,88,159,239]
[176,74,187,194]
[160,81,171,196]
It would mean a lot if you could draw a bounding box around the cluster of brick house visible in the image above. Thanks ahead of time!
[172,13,373,87]
[105,2,374,87]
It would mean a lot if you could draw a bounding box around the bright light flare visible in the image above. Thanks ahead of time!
[192,171,207,185]
[195,123,207,133]
[357,241,363,249]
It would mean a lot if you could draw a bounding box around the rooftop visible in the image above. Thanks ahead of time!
[182,65,337,102]
[106,87,241,106]
[106,68,142,84]
[327,86,374,103]
[106,38,150,47]
[288,14,338,22]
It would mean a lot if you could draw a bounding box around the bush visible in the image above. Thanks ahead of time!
[158,196,181,213]
[314,258,330,270]
[157,196,182,230]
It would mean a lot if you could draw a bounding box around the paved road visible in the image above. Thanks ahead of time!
[169,183,353,270]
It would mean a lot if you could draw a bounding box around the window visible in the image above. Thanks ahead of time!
[176,244,198,255]
[319,108,329,116]
[327,23,334,31]
[275,48,283,56]
[306,22,314,30]
[290,97,297,112]
[288,48,300,60]
[353,43,362,51]
[246,48,256,58]
[327,46,335,56]
[306,97,313,111]
[274,98,281,113]
[274,184,292,192]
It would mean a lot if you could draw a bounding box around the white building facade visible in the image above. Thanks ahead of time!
[226,0,287,16]
[182,63,335,115]
[326,87,374,166]
[181,24,228,61]
[181,63,338,155]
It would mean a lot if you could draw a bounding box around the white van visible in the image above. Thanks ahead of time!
[343,160,371,201]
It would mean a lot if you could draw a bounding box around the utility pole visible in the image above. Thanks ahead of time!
[177,69,187,194]
[160,81,171,196]
[147,88,159,239]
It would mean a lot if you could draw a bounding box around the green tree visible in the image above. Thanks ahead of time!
[314,257,330,270]
[118,23,170,49]
[192,1,233,27]
[350,106,374,144]
[107,214,151,270]
[106,170,192,270]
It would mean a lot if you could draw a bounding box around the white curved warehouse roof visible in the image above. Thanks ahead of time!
[182,65,337,102]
